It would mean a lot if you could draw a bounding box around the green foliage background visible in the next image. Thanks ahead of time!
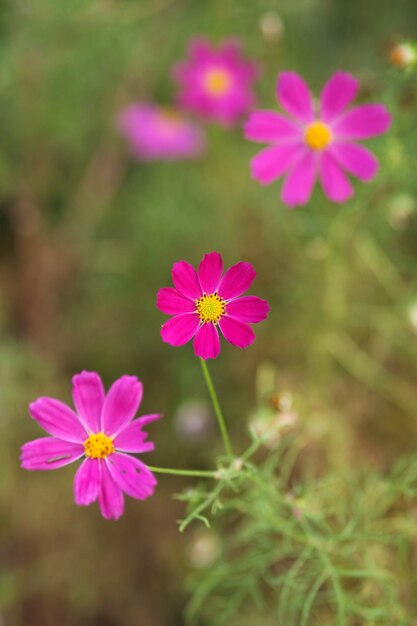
[0,0,417,624]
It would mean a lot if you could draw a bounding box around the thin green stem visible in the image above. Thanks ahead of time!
[199,357,234,458]
[241,437,263,462]
[148,466,218,478]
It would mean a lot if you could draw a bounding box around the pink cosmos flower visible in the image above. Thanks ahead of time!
[244,71,392,207]
[173,37,259,126]
[118,103,205,161]
[157,252,270,360]
[21,372,160,520]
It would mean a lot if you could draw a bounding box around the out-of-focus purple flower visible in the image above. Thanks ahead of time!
[173,37,259,126]
[245,71,391,207]
[118,103,205,161]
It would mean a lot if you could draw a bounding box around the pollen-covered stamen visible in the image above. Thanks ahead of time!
[84,433,115,459]
[195,293,226,324]
[203,68,232,96]
[305,121,333,150]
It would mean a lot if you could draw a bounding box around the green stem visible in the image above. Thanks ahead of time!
[199,357,234,458]
[241,437,263,462]
[148,466,217,478]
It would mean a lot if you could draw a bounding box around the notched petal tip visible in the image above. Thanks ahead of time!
[276,72,313,123]
[28,397,46,416]
[198,251,224,294]
[72,369,100,381]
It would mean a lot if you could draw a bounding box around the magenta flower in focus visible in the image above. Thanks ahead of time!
[157,252,269,360]
[118,103,205,161]
[245,71,392,207]
[21,372,160,520]
[173,37,259,126]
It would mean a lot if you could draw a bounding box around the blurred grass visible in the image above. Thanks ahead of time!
[0,0,417,624]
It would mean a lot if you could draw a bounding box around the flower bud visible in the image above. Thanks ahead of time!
[389,42,417,69]
[187,529,222,568]
[259,11,284,43]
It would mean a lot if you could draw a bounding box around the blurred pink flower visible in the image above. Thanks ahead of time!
[118,103,205,161]
[245,71,392,207]
[173,37,259,126]
[21,372,160,520]
[157,252,269,360]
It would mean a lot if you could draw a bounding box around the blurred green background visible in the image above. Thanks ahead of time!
[0,0,417,624]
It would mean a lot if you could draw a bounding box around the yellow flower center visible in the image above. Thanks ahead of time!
[84,433,115,459]
[203,68,232,96]
[304,121,332,150]
[195,293,226,324]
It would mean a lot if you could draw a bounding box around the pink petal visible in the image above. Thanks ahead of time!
[281,150,317,208]
[276,72,314,123]
[250,144,304,185]
[157,287,196,315]
[106,453,157,500]
[329,142,378,181]
[114,414,161,453]
[333,104,392,140]
[20,437,84,470]
[74,458,100,506]
[319,152,354,203]
[172,261,202,299]
[136,413,162,428]
[29,397,87,443]
[219,316,255,349]
[320,71,359,122]
[220,38,243,62]
[98,460,124,520]
[160,313,200,346]
[193,323,221,360]
[226,296,270,323]
[218,262,256,300]
[244,110,301,143]
[198,252,223,294]
[72,371,105,434]
[101,375,143,437]
[188,37,212,61]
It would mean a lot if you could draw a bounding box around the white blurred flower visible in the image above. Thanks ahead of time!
[389,42,417,69]
[250,407,299,449]
[388,194,416,231]
[187,528,222,568]
[174,399,213,441]
[259,11,284,42]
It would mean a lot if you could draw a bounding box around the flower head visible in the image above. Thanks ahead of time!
[173,37,259,126]
[157,252,269,359]
[118,103,205,161]
[21,372,161,520]
[389,42,417,69]
[244,71,392,207]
